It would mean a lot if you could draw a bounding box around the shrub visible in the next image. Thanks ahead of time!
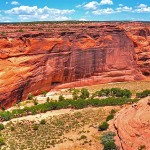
[28,93,34,100]
[40,119,46,124]
[79,135,87,140]
[110,109,116,114]
[0,124,4,131]
[10,126,15,131]
[136,90,150,98]
[72,89,80,100]
[101,131,116,144]
[33,124,39,130]
[0,137,5,147]
[103,141,116,150]
[1,106,5,111]
[100,131,116,150]
[91,92,98,99]
[58,95,65,101]
[106,114,114,122]
[98,122,109,131]
[33,98,38,105]
[0,111,12,121]
[41,91,47,97]
[46,97,50,102]
[80,88,89,99]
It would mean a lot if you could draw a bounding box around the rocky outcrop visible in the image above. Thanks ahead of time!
[0,22,149,107]
[122,22,150,77]
[111,97,150,150]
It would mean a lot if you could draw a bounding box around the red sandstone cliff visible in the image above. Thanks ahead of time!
[111,97,150,150]
[0,22,149,107]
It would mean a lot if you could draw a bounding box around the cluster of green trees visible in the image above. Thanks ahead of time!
[71,88,132,100]
[95,88,132,98]
[136,90,150,98]
[0,97,138,121]
[71,88,90,100]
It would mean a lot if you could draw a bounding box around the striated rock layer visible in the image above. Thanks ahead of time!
[112,97,150,150]
[0,22,149,107]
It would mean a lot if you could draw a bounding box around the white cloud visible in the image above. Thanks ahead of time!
[79,18,87,21]
[83,0,113,10]
[11,1,19,5]
[119,4,123,7]
[93,8,114,15]
[135,4,150,13]
[83,1,99,10]
[6,2,8,4]
[91,3,150,16]
[76,4,82,8]
[5,6,75,21]
[137,4,147,8]
[0,14,12,22]
[76,2,86,8]
[100,0,113,5]
[116,6,132,12]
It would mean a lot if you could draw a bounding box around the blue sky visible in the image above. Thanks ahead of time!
[0,0,150,22]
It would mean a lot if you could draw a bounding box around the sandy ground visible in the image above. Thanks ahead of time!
[4,106,119,125]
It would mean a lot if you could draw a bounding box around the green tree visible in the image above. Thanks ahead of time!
[0,124,4,131]
[98,122,109,131]
[80,88,89,99]
[58,95,65,101]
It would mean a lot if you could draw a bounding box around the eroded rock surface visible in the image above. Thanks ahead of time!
[0,22,149,107]
[112,97,150,150]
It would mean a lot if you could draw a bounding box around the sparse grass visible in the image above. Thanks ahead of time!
[1,108,112,149]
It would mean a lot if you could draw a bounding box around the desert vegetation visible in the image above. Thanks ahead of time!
[0,107,115,149]
[136,90,150,98]
[100,131,116,150]
[0,96,138,121]
[0,86,149,149]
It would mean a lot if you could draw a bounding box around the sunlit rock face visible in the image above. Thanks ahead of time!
[0,22,149,107]
[111,97,150,150]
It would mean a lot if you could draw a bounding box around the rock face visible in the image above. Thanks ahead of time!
[112,97,150,150]
[0,22,149,107]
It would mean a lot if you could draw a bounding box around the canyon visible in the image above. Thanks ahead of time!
[0,21,150,107]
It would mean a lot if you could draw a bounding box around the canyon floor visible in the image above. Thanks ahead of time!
[2,106,120,150]
[0,81,149,150]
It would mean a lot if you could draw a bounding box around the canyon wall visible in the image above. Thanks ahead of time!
[0,22,149,107]
[111,97,150,150]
